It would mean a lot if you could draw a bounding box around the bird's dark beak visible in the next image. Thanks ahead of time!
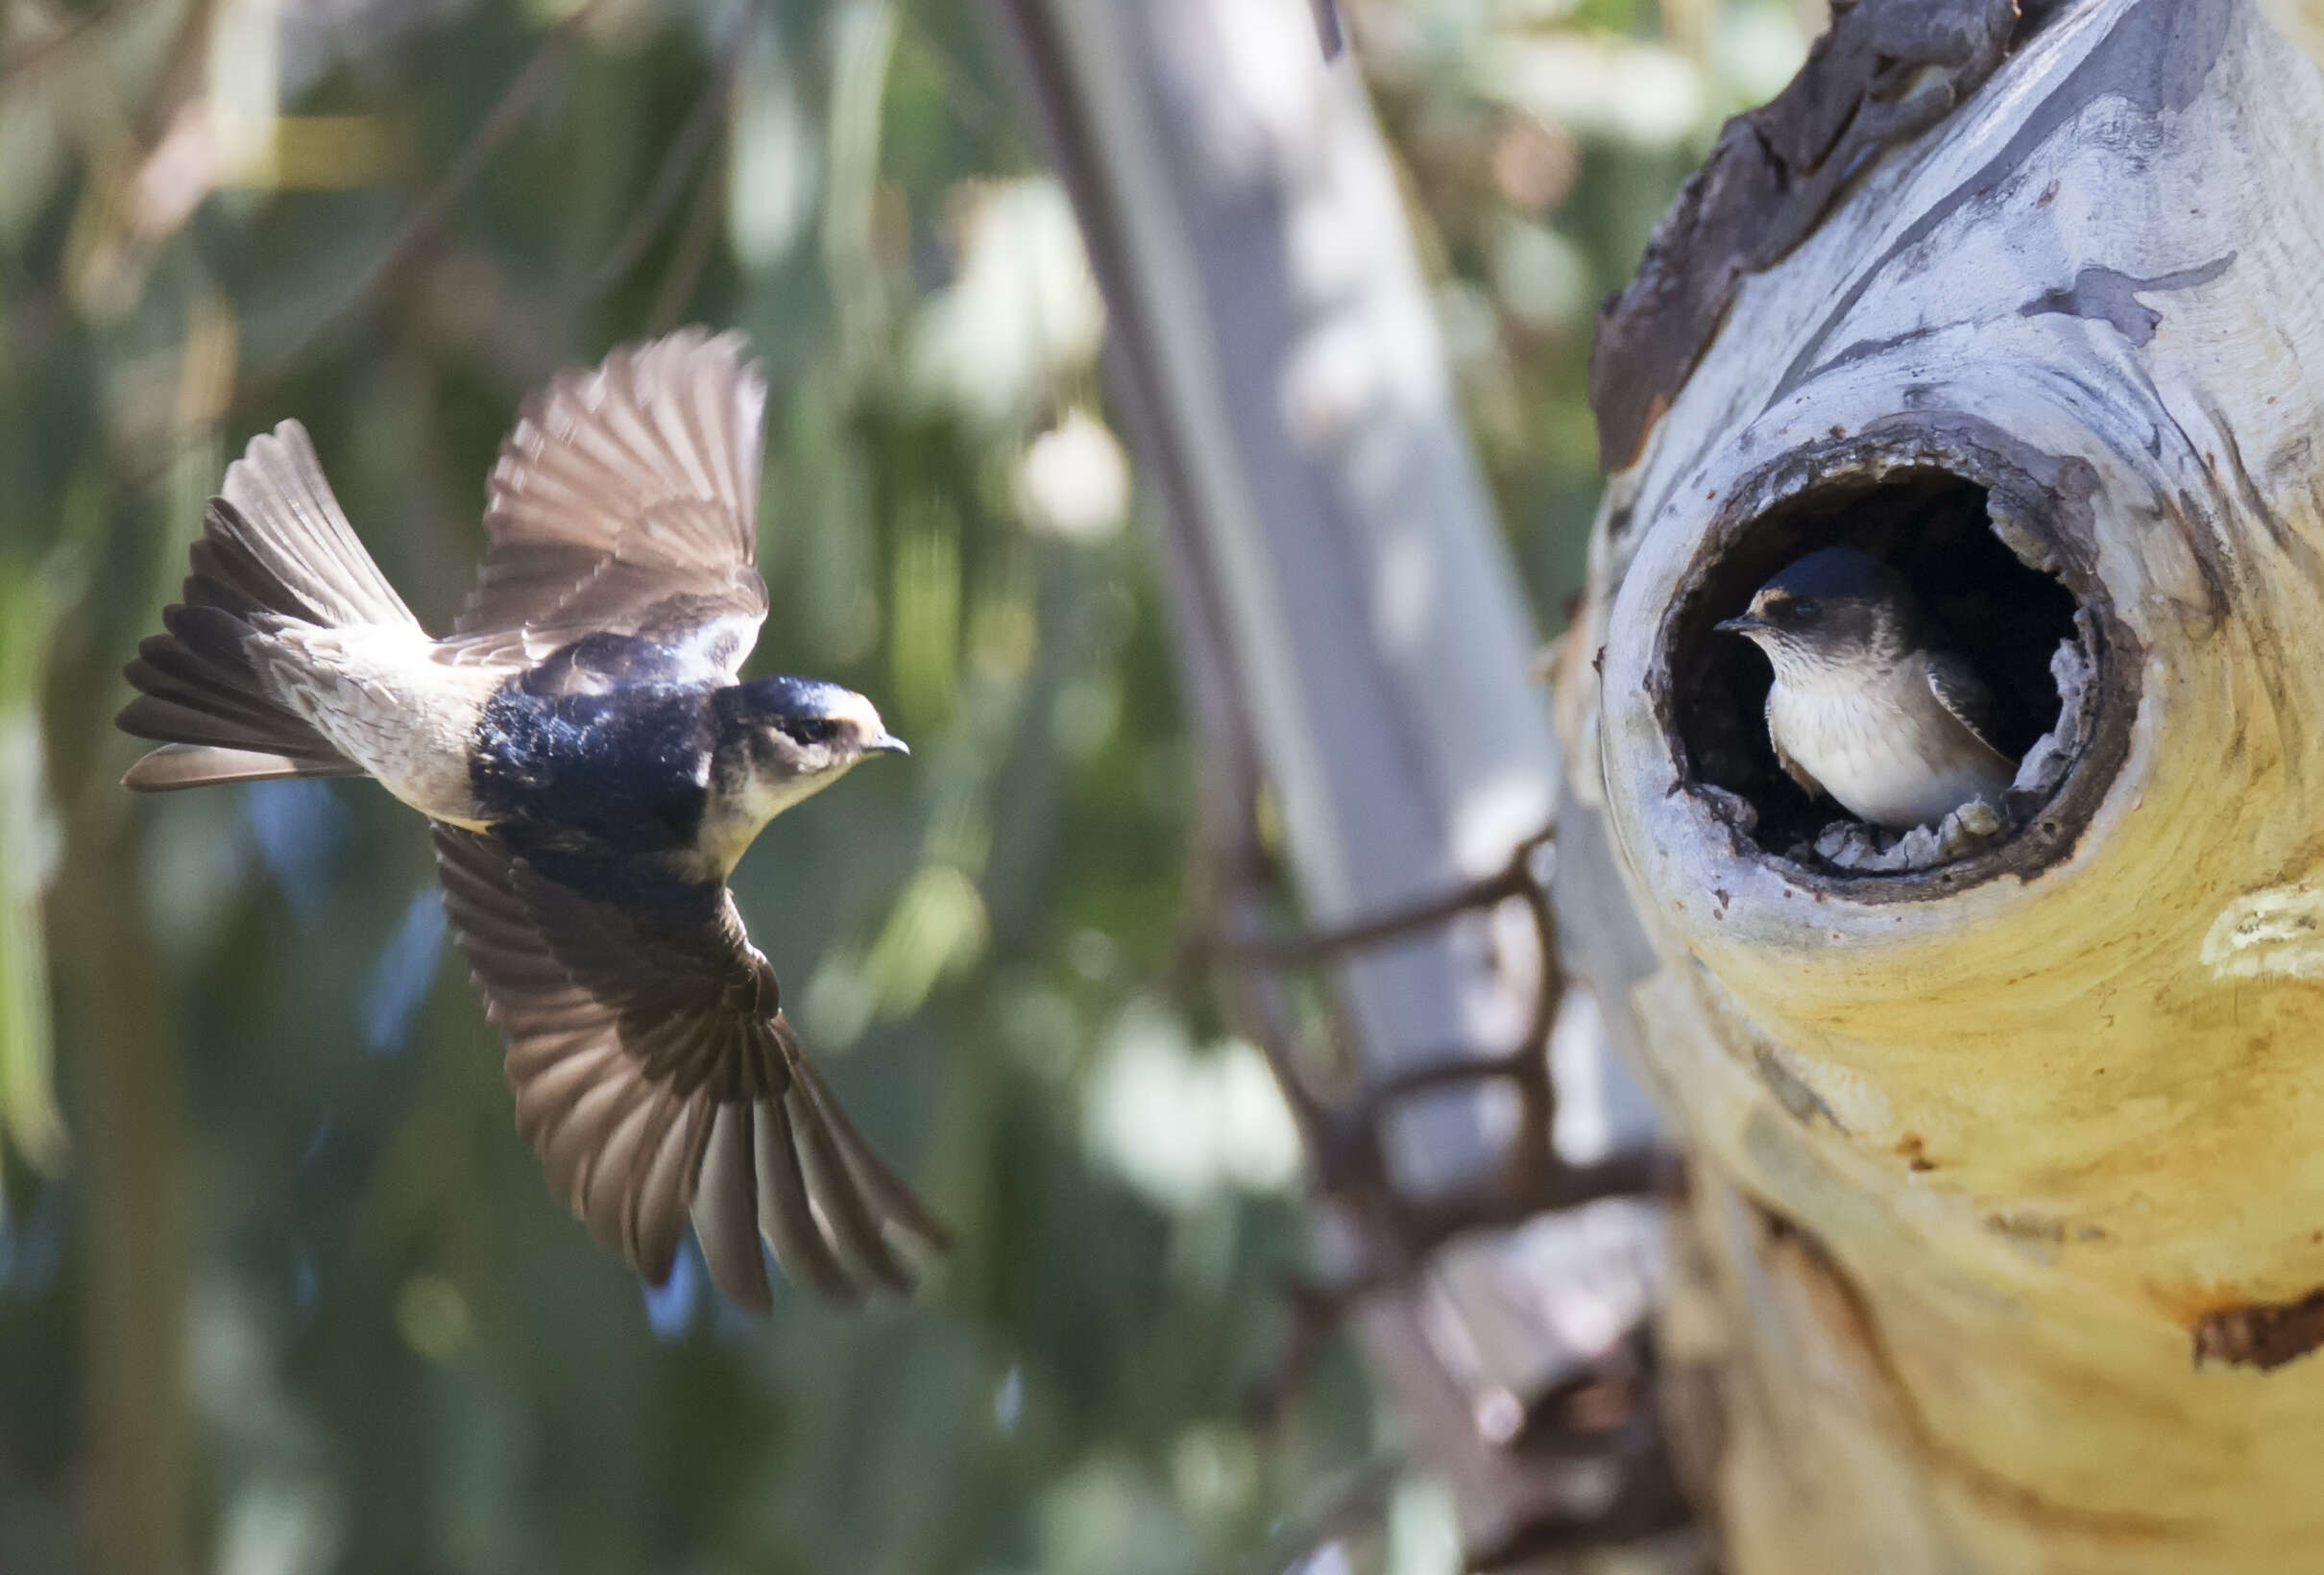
[865,732,910,757]
[1715,615,1763,636]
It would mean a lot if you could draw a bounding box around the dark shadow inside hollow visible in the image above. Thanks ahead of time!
[1670,470,2082,863]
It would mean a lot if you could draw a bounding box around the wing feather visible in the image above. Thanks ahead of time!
[585,1090,665,1254]
[691,1105,771,1311]
[752,1095,858,1302]
[432,825,942,1305]
[788,1084,914,1294]
[788,1044,956,1251]
[448,329,770,674]
[1922,651,2012,763]
[630,1098,705,1284]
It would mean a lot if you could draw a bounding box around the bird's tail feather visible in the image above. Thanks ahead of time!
[122,743,366,792]
[118,422,420,792]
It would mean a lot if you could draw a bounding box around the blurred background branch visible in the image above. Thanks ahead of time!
[976,1,1695,1565]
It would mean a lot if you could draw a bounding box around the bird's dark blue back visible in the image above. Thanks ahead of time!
[470,633,718,864]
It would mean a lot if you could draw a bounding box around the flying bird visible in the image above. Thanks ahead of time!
[117,328,946,1307]
[1716,547,2017,832]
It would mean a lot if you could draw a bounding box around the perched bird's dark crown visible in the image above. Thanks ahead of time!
[1727,546,1923,663]
[1757,546,1901,602]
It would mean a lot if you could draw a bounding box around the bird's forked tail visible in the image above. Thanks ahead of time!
[118,422,422,791]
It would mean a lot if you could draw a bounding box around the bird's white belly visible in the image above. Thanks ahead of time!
[1769,678,2013,832]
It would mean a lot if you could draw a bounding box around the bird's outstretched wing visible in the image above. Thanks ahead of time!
[432,826,948,1306]
[1921,651,2011,763]
[1765,691,1825,798]
[445,328,770,678]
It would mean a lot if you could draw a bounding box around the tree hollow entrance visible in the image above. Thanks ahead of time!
[1671,469,2089,874]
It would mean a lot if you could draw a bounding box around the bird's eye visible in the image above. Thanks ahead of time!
[790,717,839,745]
[1780,596,1821,623]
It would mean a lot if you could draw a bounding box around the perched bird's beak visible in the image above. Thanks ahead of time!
[865,732,910,757]
[1715,614,1765,636]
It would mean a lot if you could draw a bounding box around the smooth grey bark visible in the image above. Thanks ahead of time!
[1036,0,1560,1184]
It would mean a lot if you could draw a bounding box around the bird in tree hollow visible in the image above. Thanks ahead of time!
[1716,547,2018,832]
[117,328,947,1307]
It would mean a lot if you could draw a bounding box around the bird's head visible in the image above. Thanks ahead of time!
[705,677,908,867]
[1715,548,1918,679]
[728,675,908,776]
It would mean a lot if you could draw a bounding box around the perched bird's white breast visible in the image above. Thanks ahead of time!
[1768,665,2014,832]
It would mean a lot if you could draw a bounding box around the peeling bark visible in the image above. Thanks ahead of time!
[2192,1289,2324,1372]
[1587,0,2021,472]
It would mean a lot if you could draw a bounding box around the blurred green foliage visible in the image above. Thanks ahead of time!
[0,0,1803,1571]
